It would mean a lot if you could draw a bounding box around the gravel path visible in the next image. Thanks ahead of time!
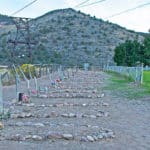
[0,70,150,150]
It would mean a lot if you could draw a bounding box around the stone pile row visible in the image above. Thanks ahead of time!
[7,122,104,129]
[39,93,104,98]
[10,111,109,119]
[47,89,99,93]
[1,129,115,142]
[14,102,109,108]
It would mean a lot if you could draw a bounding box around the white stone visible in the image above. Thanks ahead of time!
[69,113,76,118]
[87,125,91,128]
[24,103,35,107]
[82,103,87,106]
[34,123,45,127]
[26,113,32,117]
[39,95,48,98]
[102,102,109,106]
[61,113,69,117]
[62,134,74,140]
[91,126,99,129]
[32,135,43,141]
[101,93,105,98]
[89,115,97,118]
[16,122,24,126]
[96,113,103,117]
[97,134,103,139]
[25,135,32,139]
[87,136,95,142]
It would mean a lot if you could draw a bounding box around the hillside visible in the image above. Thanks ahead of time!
[0,8,144,66]
[0,14,13,25]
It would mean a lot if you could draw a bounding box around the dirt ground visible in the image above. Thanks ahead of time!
[0,70,150,150]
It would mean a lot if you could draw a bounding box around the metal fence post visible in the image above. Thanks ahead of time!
[141,63,144,84]
[0,75,3,114]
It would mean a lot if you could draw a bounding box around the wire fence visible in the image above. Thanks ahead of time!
[104,65,143,83]
[0,64,79,117]
[144,67,150,71]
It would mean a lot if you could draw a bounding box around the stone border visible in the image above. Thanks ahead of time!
[14,102,109,108]
[1,129,115,142]
[10,111,109,119]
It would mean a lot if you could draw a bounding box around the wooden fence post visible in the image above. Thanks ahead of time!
[39,65,42,77]
[15,74,19,100]
[34,77,38,96]
[0,75,3,114]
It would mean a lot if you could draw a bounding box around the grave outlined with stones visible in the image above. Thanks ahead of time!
[0,67,115,143]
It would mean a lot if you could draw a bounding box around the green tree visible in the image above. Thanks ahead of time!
[143,36,150,66]
[114,40,142,66]
[114,44,126,65]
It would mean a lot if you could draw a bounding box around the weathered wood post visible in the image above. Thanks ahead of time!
[27,80,30,95]
[28,65,33,80]
[39,65,42,77]
[12,64,20,100]
[15,74,19,100]
[33,77,38,97]
[18,66,30,95]
[46,65,48,75]
[0,75,3,115]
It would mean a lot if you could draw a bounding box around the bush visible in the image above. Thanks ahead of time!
[12,64,36,79]
[20,64,36,79]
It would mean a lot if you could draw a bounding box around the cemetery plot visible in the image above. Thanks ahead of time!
[0,69,149,150]
[0,70,114,144]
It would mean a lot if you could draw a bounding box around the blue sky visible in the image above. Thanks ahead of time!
[0,0,150,33]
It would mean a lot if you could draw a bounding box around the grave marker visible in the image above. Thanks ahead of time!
[18,66,28,82]
[39,65,42,77]
[33,77,38,96]
[15,74,20,100]
[28,65,33,80]
[12,64,21,83]
[58,65,64,81]
[13,64,21,99]
[0,75,3,114]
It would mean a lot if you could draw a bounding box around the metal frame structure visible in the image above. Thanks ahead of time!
[7,17,35,63]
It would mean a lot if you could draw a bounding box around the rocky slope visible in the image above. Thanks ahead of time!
[0,8,144,66]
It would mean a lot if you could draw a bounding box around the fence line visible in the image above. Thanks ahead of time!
[104,65,143,83]
[144,67,150,71]
[0,64,79,116]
